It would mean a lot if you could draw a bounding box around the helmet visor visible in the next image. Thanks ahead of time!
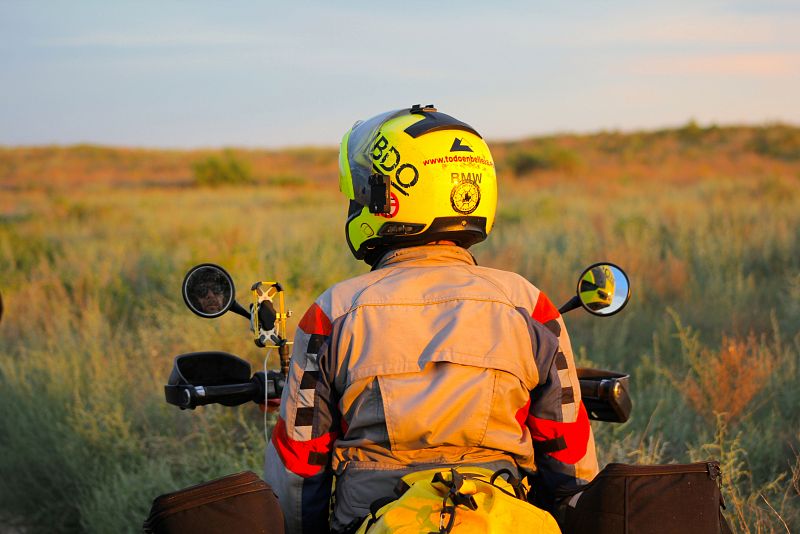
[341,108,408,205]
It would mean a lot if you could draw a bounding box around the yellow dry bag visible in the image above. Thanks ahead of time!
[355,467,561,534]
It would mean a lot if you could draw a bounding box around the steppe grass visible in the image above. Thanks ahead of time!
[1,130,799,531]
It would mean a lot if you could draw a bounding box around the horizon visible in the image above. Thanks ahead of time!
[1,119,796,151]
[2,1,798,149]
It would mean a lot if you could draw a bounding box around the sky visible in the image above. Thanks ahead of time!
[1,1,798,148]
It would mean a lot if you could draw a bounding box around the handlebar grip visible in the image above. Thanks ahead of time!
[577,373,632,424]
[164,381,261,410]
[194,383,261,407]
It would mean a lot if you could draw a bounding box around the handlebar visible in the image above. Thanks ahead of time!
[165,366,629,423]
[164,370,285,410]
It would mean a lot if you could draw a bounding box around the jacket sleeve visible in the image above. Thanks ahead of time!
[526,291,599,501]
[264,302,340,534]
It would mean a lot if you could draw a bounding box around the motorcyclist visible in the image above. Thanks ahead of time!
[188,267,229,314]
[264,106,599,533]
[579,265,615,311]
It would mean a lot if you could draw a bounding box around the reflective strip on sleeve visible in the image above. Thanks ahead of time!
[532,292,560,325]
[526,402,591,465]
[271,417,336,478]
[298,303,333,336]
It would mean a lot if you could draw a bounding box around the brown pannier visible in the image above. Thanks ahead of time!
[559,461,732,534]
[143,471,284,534]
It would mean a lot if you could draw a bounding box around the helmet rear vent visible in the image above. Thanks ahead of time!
[378,223,425,236]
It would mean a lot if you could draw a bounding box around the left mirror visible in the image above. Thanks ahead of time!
[182,264,235,318]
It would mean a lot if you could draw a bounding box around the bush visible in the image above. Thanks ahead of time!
[677,119,704,143]
[192,150,254,186]
[265,174,308,187]
[505,143,583,176]
[750,124,800,160]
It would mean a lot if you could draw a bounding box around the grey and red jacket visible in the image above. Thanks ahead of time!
[264,245,599,533]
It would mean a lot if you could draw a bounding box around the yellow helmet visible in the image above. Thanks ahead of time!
[339,105,497,264]
[580,265,616,311]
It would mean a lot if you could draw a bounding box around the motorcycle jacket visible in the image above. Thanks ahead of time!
[265,245,599,533]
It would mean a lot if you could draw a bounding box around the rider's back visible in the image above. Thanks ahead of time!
[303,245,579,530]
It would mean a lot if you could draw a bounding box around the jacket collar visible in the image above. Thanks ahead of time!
[373,245,477,270]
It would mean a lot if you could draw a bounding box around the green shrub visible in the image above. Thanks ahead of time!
[192,150,254,186]
[265,174,308,187]
[506,143,583,176]
[750,124,800,160]
[597,131,645,157]
[677,119,704,143]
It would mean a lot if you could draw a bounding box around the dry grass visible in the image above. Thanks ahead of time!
[0,145,337,190]
[2,123,799,191]
[682,334,776,422]
[793,452,800,496]
[690,416,798,534]
[1,123,799,532]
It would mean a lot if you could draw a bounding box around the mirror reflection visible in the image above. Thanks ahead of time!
[183,264,234,318]
[577,263,630,316]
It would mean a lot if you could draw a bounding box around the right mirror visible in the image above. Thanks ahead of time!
[576,263,631,316]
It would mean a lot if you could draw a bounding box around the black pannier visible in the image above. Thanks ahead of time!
[143,471,284,534]
[558,461,732,534]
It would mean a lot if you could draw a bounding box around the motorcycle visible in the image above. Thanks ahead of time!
[167,262,632,420]
[147,262,634,533]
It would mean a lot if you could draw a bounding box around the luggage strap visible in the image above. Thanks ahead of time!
[432,468,477,533]
[364,466,532,534]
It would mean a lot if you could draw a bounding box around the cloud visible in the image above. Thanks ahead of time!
[507,4,800,50]
[631,53,800,76]
[39,31,273,49]
[596,12,797,47]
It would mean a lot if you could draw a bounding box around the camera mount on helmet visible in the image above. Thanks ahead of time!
[368,173,391,214]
